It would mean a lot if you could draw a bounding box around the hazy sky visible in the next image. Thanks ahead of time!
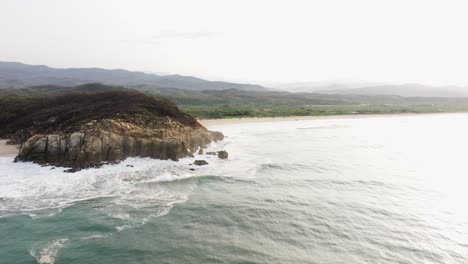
[1,0,468,85]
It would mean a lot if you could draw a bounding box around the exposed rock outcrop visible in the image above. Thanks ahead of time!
[217,150,229,159]
[2,89,224,169]
[193,160,208,166]
[16,118,223,169]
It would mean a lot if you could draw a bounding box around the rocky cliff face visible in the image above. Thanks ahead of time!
[0,89,224,169]
[16,117,223,169]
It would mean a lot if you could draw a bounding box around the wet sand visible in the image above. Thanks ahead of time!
[0,140,19,157]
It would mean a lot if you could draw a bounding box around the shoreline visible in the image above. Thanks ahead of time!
[0,140,19,157]
[1,113,466,156]
[199,112,467,127]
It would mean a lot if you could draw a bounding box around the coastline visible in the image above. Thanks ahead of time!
[1,113,465,157]
[198,112,467,127]
[0,140,19,157]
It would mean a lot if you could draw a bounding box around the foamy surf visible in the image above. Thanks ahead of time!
[1,130,261,264]
[30,238,69,264]
[0,138,256,221]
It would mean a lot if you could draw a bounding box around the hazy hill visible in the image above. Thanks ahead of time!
[276,81,468,98]
[0,61,265,91]
[274,81,385,93]
[319,84,468,98]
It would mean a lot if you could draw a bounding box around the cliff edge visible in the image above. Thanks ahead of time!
[0,87,223,169]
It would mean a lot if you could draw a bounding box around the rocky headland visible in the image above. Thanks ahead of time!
[0,86,224,170]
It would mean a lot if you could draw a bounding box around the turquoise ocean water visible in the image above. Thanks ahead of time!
[1,113,468,263]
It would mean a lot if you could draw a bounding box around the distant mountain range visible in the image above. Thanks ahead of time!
[275,81,468,98]
[3,62,468,97]
[0,61,266,91]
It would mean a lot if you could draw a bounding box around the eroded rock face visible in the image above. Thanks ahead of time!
[16,118,223,169]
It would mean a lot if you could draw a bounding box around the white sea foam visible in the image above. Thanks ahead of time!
[81,234,109,240]
[30,238,69,264]
[0,138,257,223]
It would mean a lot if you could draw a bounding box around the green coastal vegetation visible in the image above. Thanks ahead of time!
[133,85,468,118]
[3,83,468,120]
[181,104,468,119]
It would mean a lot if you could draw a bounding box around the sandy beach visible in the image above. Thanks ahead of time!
[0,140,19,157]
[198,112,463,127]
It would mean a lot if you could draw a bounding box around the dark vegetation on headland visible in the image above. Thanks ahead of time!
[0,86,200,139]
[3,83,468,120]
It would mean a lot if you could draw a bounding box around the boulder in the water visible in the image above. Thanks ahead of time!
[194,160,208,166]
[217,150,228,159]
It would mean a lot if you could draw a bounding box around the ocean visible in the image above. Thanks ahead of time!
[1,113,467,263]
